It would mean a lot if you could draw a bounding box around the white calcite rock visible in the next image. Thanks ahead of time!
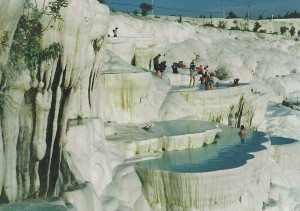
[101,69,173,123]
[63,182,103,211]
[135,129,271,211]
[0,0,24,196]
[106,37,169,68]
[177,84,268,129]
[2,70,31,201]
[101,164,151,211]
[65,119,112,197]
[105,120,221,159]
[0,0,23,64]
[0,123,4,198]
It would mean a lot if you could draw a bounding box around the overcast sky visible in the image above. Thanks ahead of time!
[107,0,300,19]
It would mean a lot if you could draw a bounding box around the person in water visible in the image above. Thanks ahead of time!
[239,125,247,142]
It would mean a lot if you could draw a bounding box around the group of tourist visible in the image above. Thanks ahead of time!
[153,54,247,141]
[108,27,118,37]
[153,54,166,78]
[189,61,214,89]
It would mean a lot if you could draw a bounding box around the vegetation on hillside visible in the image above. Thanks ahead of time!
[1,0,67,93]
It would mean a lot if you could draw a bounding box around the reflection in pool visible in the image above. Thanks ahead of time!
[135,126,269,173]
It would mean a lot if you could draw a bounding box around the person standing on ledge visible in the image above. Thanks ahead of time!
[113,27,118,37]
[189,61,196,87]
[153,54,161,77]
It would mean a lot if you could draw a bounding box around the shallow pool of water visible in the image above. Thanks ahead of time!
[269,136,298,145]
[135,125,269,173]
[172,82,249,92]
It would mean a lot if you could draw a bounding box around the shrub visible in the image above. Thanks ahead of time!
[290,26,296,36]
[282,100,292,108]
[178,15,182,23]
[0,0,67,96]
[253,22,261,32]
[204,22,214,27]
[218,21,226,28]
[139,3,152,16]
[259,29,266,33]
[230,26,240,30]
[214,67,232,80]
[133,10,138,15]
[227,11,238,19]
[280,26,289,35]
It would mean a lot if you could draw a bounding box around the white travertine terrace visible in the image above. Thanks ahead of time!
[105,120,221,159]
[1,0,300,210]
[136,147,270,211]
[177,84,268,129]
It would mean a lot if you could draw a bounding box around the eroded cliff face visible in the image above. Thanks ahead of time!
[0,0,110,202]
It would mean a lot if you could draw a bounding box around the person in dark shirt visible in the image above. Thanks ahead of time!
[172,62,178,74]
[153,54,161,77]
[113,27,118,37]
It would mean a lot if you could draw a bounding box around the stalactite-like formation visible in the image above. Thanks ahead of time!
[2,71,31,201]
[0,0,109,202]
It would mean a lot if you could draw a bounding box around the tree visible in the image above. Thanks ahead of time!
[226,11,237,19]
[253,22,261,32]
[133,10,139,15]
[290,26,296,36]
[139,3,153,16]
[280,26,289,35]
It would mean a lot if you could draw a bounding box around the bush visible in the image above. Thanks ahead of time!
[280,26,289,35]
[204,22,214,27]
[290,26,296,36]
[178,15,182,23]
[282,100,292,108]
[253,22,261,32]
[139,3,152,16]
[218,21,226,28]
[214,67,232,80]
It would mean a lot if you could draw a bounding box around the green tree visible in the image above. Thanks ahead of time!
[290,26,296,36]
[253,22,261,32]
[139,3,153,16]
[9,0,67,73]
[226,11,237,19]
[280,26,289,35]
[133,10,139,15]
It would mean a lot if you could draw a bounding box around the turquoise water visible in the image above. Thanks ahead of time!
[269,137,297,145]
[135,125,269,173]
